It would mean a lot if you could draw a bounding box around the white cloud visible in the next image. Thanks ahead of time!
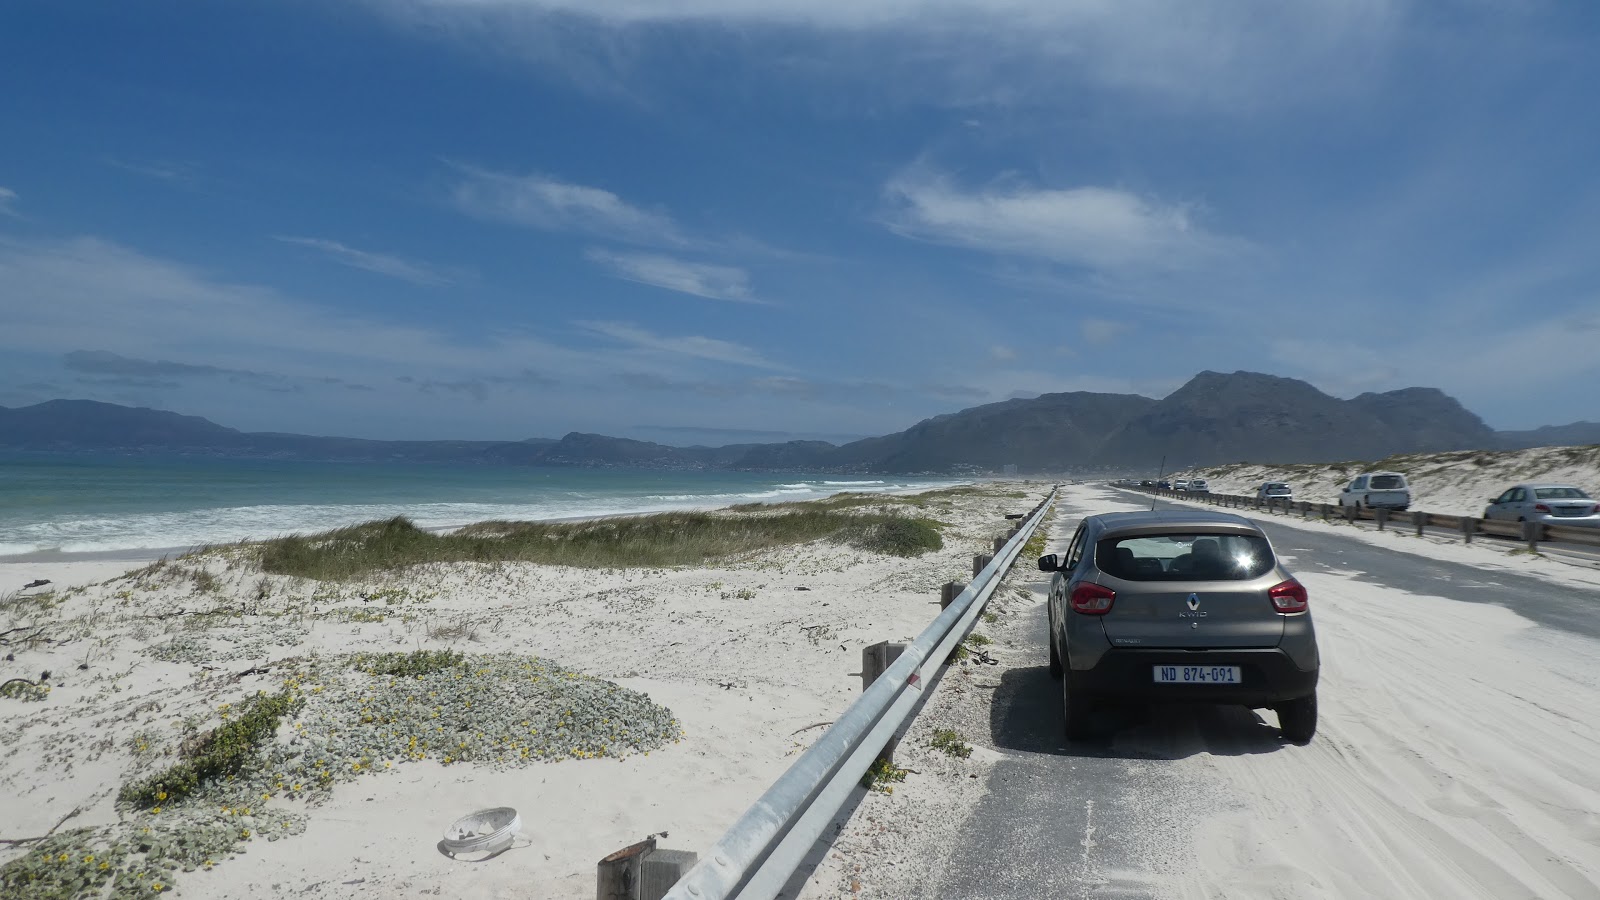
[577,320,779,369]
[0,235,774,389]
[1081,318,1130,345]
[275,236,452,286]
[584,248,759,303]
[364,1,1402,107]
[0,186,17,216]
[450,165,684,245]
[990,345,1017,362]
[883,168,1238,271]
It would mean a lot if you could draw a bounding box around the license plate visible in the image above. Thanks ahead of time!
[1153,665,1241,684]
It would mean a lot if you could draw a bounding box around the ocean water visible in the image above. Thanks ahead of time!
[0,451,961,557]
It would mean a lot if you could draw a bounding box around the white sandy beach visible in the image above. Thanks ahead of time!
[0,482,1048,899]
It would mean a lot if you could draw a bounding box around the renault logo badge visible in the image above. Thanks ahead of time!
[1186,593,1200,611]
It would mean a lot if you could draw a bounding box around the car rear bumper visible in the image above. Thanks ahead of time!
[1071,647,1318,706]
[1535,514,1600,528]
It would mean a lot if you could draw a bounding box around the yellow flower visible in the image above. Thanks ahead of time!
[152,806,163,814]
[155,791,168,801]
[99,862,110,871]
[153,883,165,892]
[57,853,69,863]
[83,855,94,863]
[241,829,251,838]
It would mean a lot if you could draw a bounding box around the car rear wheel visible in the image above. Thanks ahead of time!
[1277,692,1317,745]
[1062,671,1093,740]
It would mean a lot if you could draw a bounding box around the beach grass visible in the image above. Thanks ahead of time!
[257,508,944,580]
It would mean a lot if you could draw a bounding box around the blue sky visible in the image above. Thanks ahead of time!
[2,1,1599,443]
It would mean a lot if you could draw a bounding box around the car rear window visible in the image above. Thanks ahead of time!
[1369,475,1406,490]
[1266,483,1289,491]
[1097,533,1275,581]
[1534,487,1589,499]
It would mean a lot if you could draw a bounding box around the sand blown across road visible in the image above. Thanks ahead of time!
[806,484,1600,900]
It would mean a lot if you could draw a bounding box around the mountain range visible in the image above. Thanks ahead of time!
[3,371,1597,473]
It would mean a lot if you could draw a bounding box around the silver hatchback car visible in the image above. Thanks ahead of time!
[1038,510,1320,744]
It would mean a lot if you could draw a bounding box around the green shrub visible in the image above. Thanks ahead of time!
[258,509,946,580]
[119,689,302,809]
[930,728,972,758]
[861,756,909,793]
[349,649,464,678]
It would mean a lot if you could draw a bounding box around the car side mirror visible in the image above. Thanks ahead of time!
[1037,554,1060,572]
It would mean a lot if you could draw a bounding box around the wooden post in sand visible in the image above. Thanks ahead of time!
[973,554,993,577]
[597,838,655,900]
[940,581,968,610]
[861,642,906,690]
[992,536,1007,554]
[597,838,698,900]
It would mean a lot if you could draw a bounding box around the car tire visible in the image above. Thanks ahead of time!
[1047,620,1063,678]
[1277,692,1317,745]
[1062,671,1093,740]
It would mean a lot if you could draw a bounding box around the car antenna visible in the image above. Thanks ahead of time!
[1151,454,1166,512]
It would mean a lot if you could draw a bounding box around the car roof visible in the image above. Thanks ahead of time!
[1359,471,1406,476]
[1515,482,1584,490]
[1087,509,1262,537]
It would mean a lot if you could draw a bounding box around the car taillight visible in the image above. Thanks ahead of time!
[1591,504,1600,515]
[1069,583,1116,615]
[1268,579,1308,613]
[1534,503,1551,513]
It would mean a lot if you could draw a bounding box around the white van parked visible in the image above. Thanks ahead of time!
[1339,472,1411,511]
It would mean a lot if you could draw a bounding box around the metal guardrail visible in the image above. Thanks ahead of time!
[662,488,1059,900]
[1130,486,1600,553]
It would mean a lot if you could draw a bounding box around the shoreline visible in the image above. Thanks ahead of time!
[0,479,1042,899]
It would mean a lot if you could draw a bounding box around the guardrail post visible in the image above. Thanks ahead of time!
[993,536,1007,554]
[599,838,656,900]
[1523,521,1541,553]
[973,553,992,577]
[1462,517,1475,543]
[861,642,906,690]
[1320,503,1330,521]
[1375,508,1389,531]
[1414,512,1428,537]
[940,581,968,610]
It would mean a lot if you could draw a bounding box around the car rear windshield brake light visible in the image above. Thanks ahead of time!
[1535,503,1551,513]
[1069,583,1116,615]
[1268,579,1308,614]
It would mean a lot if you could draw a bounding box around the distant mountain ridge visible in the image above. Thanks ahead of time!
[2,372,1594,473]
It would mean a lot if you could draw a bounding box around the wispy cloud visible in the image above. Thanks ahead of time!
[0,186,18,217]
[1081,318,1130,345]
[364,1,1402,108]
[450,165,684,245]
[584,248,760,303]
[63,349,262,380]
[275,235,453,286]
[578,321,779,369]
[104,159,204,186]
[883,167,1239,271]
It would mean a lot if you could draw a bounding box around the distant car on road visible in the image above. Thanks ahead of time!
[1257,482,1294,503]
[1484,484,1600,528]
[1156,480,1172,490]
[1173,479,1190,491]
[1139,480,1156,488]
[1037,510,1320,744]
[1339,472,1411,511]
[1188,478,1210,493]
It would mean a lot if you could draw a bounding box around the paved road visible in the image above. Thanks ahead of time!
[927,489,1600,900]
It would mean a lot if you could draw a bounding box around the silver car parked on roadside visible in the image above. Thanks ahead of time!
[1038,510,1320,744]
[1484,483,1600,528]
